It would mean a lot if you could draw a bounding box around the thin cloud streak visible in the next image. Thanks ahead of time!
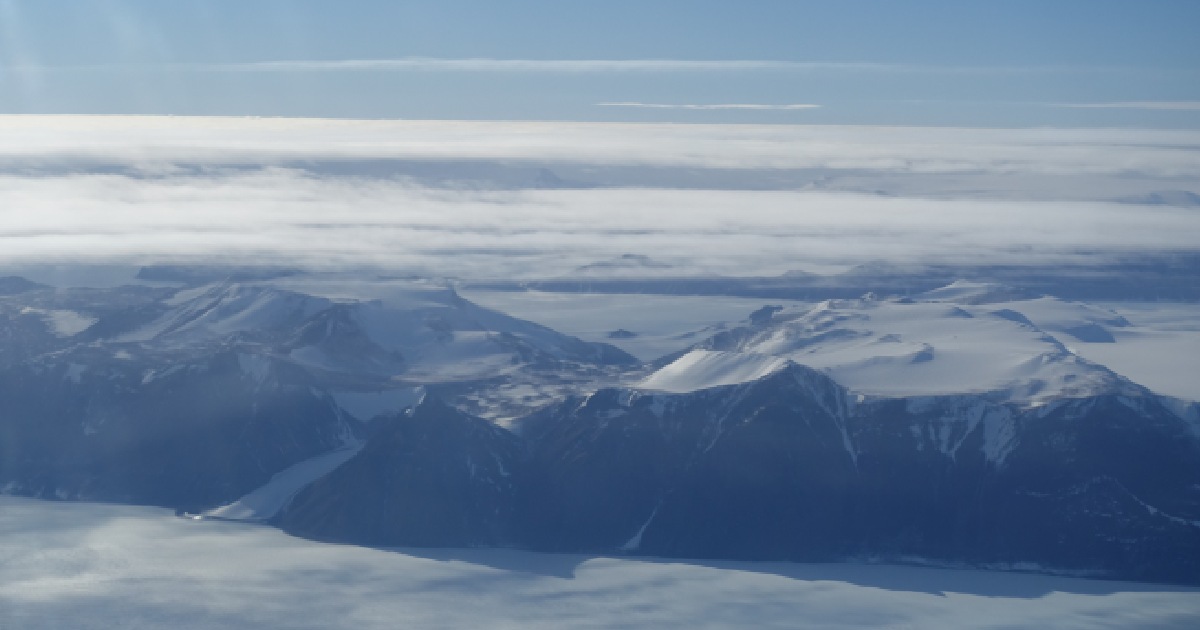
[223,58,823,73]
[1055,101,1200,111]
[1,58,1148,75]
[598,102,820,111]
[4,116,1199,177]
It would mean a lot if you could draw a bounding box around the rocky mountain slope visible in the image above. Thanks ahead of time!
[277,364,1200,584]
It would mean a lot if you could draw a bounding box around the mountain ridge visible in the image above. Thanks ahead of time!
[275,364,1200,584]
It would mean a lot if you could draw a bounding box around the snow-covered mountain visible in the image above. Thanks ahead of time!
[268,280,1200,583]
[642,282,1151,405]
[0,276,633,508]
[2,273,1198,584]
[275,362,1200,584]
[113,280,634,382]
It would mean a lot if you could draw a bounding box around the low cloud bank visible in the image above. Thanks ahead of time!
[2,171,1196,279]
[597,102,821,111]
[0,116,1197,279]
[2,116,1197,176]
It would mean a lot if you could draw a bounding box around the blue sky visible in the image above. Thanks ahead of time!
[1,0,1198,126]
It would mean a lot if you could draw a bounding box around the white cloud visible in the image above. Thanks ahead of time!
[0,170,1196,279]
[0,58,890,74]
[2,116,1198,176]
[3,58,1143,76]
[597,102,820,111]
[0,116,1196,280]
[214,58,821,73]
[6,496,1196,630]
[1055,101,1200,111]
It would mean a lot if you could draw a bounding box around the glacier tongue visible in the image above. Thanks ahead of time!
[203,444,364,521]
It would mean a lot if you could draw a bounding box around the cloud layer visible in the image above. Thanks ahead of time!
[0,116,1197,279]
[597,103,820,111]
[1056,101,1200,111]
[2,116,1198,175]
[1,169,1196,279]
[4,58,1140,75]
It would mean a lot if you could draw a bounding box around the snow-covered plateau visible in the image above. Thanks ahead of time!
[470,282,1200,404]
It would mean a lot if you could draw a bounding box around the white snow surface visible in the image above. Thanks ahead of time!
[462,289,812,361]
[116,279,619,385]
[1025,300,1200,402]
[638,288,1180,402]
[469,285,1200,402]
[118,283,331,343]
[2,497,1197,630]
[916,280,1033,305]
[639,350,791,393]
[202,445,363,521]
[330,387,425,422]
[20,307,97,337]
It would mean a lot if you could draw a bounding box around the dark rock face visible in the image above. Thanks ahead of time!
[0,284,361,511]
[276,367,1200,585]
[637,380,857,562]
[0,348,357,511]
[514,367,856,556]
[0,276,48,297]
[964,396,1200,583]
[277,398,525,547]
[748,304,784,326]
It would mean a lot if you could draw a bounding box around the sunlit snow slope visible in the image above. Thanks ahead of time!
[640,282,1197,404]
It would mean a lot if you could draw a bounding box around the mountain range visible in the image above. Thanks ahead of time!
[0,272,1197,585]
